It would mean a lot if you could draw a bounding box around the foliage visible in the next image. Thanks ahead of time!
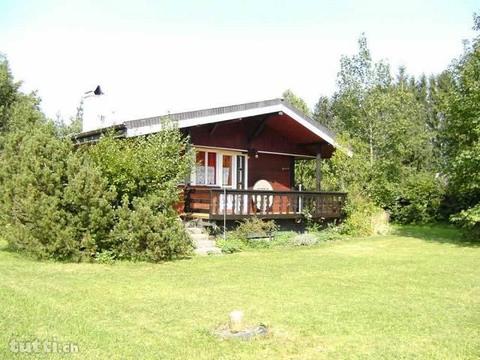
[219,229,301,253]
[308,35,446,227]
[288,32,451,230]
[1,93,85,260]
[291,233,318,246]
[339,192,389,236]
[89,125,193,204]
[217,236,244,254]
[0,54,19,134]
[231,217,278,244]
[282,89,311,116]
[0,123,117,260]
[95,250,116,264]
[313,96,337,131]
[313,226,343,242]
[220,218,280,251]
[110,194,192,261]
[89,130,194,261]
[0,124,192,261]
[439,14,480,237]
[450,203,480,239]
[0,57,193,261]
[387,171,445,224]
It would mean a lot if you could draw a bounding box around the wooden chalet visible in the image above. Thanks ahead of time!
[75,98,347,222]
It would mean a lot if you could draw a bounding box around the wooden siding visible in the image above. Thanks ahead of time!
[185,114,334,158]
[248,153,292,190]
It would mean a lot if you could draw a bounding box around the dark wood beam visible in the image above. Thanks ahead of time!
[209,123,219,136]
[299,141,324,147]
[248,116,269,144]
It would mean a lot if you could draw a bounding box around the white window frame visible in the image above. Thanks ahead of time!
[193,150,217,186]
[191,147,248,189]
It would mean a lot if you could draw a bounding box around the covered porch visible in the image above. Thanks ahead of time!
[184,186,347,221]
[169,99,347,221]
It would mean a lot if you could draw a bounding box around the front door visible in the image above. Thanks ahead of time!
[219,153,248,214]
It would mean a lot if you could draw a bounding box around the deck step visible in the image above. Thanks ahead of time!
[194,239,216,247]
[186,227,203,234]
[185,224,221,256]
[188,233,210,241]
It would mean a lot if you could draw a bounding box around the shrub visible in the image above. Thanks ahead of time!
[271,231,297,246]
[231,217,278,244]
[89,124,193,203]
[291,233,318,246]
[314,225,344,242]
[387,172,445,224]
[0,104,193,261]
[340,193,389,236]
[111,195,192,261]
[0,115,108,261]
[95,250,116,264]
[450,204,480,239]
[217,236,244,254]
[62,151,117,257]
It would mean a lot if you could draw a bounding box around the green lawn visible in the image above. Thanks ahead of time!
[0,225,479,359]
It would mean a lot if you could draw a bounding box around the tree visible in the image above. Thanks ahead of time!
[442,13,480,237]
[282,89,311,116]
[0,57,194,261]
[319,34,444,223]
[0,55,20,135]
[313,96,338,130]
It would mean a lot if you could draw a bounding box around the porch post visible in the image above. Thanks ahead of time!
[316,146,322,191]
[290,157,295,189]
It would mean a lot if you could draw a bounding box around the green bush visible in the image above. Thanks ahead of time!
[291,233,318,246]
[217,218,279,253]
[217,236,244,254]
[0,114,113,261]
[62,152,117,257]
[387,172,445,224]
[271,231,297,246]
[450,204,480,239]
[231,217,278,244]
[313,226,344,242]
[0,75,194,262]
[95,250,116,264]
[89,124,193,203]
[340,193,389,236]
[111,195,192,261]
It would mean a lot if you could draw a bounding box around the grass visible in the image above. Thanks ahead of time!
[0,225,479,359]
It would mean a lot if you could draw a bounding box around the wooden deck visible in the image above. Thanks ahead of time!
[183,186,346,221]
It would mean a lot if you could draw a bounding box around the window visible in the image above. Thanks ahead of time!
[236,155,245,189]
[195,151,217,185]
[194,150,246,187]
[207,152,216,185]
[222,155,232,186]
[195,151,206,184]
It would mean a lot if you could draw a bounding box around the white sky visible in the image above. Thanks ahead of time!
[0,0,477,122]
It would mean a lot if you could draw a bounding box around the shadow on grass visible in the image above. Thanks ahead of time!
[392,224,480,248]
[0,239,9,252]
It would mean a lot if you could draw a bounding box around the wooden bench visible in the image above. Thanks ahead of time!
[246,232,274,241]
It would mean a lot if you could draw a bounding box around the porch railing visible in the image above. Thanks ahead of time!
[184,187,346,220]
